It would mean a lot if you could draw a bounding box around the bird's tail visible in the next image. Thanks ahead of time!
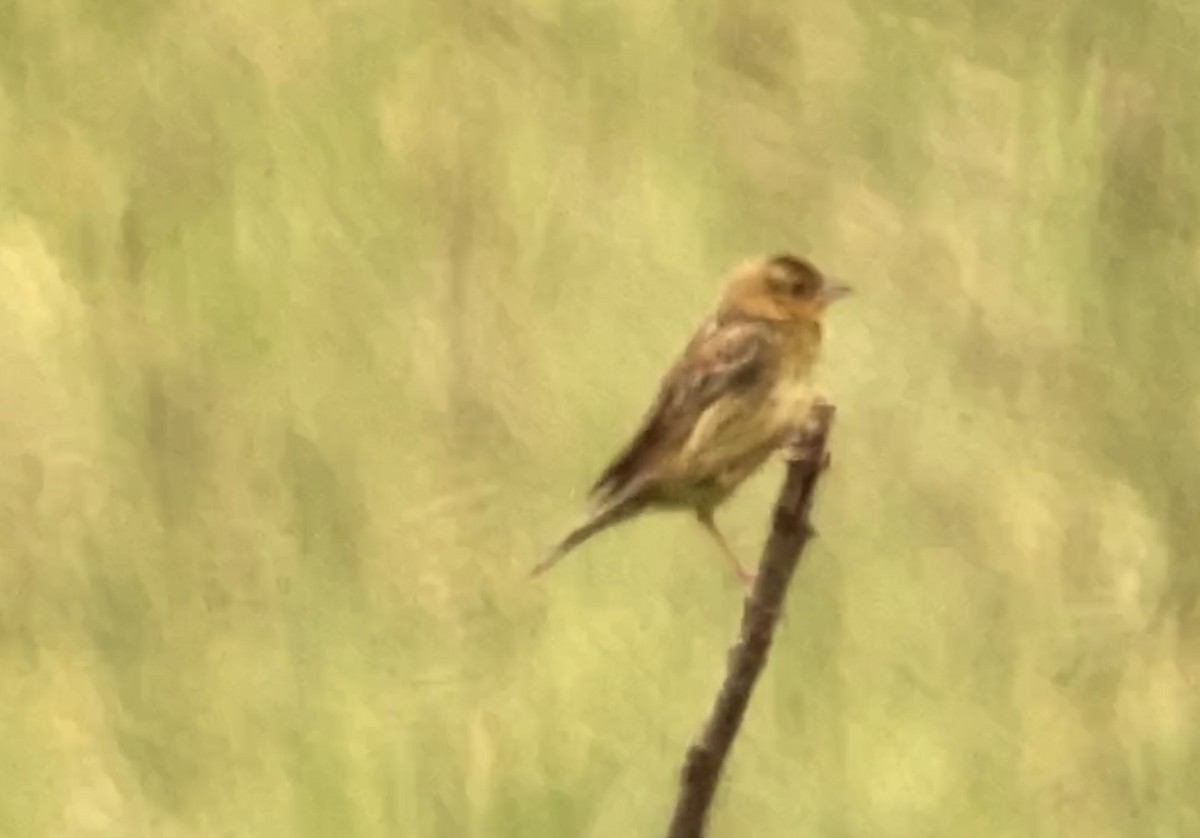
[530,488,646,578]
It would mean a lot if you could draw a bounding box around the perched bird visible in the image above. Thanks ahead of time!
[532,253,850,587]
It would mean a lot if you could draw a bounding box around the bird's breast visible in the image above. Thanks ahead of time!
[768,337,819,422]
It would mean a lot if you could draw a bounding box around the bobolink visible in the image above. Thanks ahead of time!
[533,254,850,586]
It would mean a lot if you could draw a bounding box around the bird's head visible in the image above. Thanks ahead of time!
[719,253,851,323]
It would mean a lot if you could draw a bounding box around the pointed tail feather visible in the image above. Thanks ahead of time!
[531,490,646,578]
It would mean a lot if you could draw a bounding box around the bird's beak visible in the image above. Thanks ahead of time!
[820,280,853,305]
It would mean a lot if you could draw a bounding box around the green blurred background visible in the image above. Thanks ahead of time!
[1,0,1197,835]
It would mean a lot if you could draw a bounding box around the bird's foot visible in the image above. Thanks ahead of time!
[784,438,832,469]
[783,406,834,468]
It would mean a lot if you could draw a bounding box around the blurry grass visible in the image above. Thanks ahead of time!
[1,0,1199,836]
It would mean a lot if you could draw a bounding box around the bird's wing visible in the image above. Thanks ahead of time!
[589,317,773,501]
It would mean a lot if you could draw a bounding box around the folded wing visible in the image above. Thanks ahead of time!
[589,317,773,503]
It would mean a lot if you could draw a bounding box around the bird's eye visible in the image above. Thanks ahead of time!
[791,275,816,297]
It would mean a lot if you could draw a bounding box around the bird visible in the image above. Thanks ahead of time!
[532,253,850,588]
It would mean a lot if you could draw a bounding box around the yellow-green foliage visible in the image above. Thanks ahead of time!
[1,1,1197,835]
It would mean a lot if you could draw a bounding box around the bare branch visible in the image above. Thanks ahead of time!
[665,401,837,838]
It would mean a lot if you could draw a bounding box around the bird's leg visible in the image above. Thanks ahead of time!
[695,508,755,592]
